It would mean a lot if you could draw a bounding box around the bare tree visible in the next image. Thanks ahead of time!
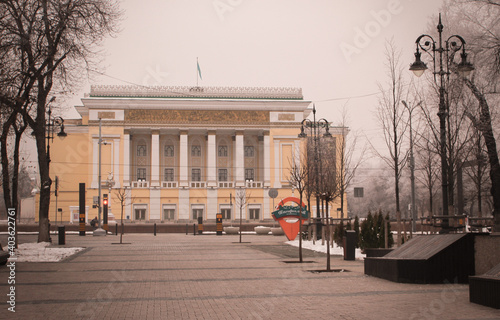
[336,107,365,219]
[235,188,251,243]
[415,131,440,216]
[0,0,121,242]
[429,0,500,231]
[462,130,490,217]
[375,40,409,245]
[114,187,134,244]
[288,156,309,262]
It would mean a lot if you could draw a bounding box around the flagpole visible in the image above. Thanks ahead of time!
[196,57,199,87]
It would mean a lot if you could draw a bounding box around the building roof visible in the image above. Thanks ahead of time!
[87,85,303,100]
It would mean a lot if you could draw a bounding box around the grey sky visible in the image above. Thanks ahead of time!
[68,0,445,153]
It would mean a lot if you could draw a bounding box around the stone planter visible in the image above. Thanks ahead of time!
[255,226,271,235]
[223,226,240,234]
[271,227,284,236]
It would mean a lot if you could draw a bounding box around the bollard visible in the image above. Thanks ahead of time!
[115,223,118,236]
[197,216,203,235]
[216,213,223,236]
[154,223,157,236]
[193,224,196,236]
[344,230,356,261]
[186,224,188,235]
[58,226,65,245]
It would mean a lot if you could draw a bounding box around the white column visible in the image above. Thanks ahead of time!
[179,131,188,187]
[123,132,130,187]
[273,139,282,188]
[179,189,190,220]
[235,131,244,187]
[125,189,132,220]
[263,191,270,219]
[207,131,217,187]
[263,132,271,187]
[207,188,217,220]
[294,139,301,169]
[150,189,160,220]
[91,138,98,188]
[151,131,160,187]
[113,138,121,188]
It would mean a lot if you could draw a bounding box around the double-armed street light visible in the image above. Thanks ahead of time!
[36,97,67,167]
[298,104,332,236]
[409,14,474,231]
[32,97,66,239]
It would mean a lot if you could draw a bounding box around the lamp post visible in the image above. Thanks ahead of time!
[42,98,67,167]
[410,14,473,231]
[298,104,331,239]
[402,100,421,233]
[35,98,67,239]
[94,118,108,236]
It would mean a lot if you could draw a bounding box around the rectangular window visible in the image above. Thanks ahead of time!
[245,168,254,181]
[137,145,147,157]
[135,209,146,221]
[218,169,228,181]
[137,168,146,180]
[164,145,174,157]
[249,208,260,220]
[192,208,203,220]
[221,208,231,220]
[164,168,174,181]
[163,209,175,221]
[192,168,201,181]
[191,145,201,157]
[244,146,254,157]
[354,187,364,198]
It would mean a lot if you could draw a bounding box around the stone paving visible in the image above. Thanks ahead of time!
[0,233,499,320]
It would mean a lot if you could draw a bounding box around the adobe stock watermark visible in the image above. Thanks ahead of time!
[213,0,243,21]
[141,64,170,86]
[75,269,133,319]
[340,0,404,64]
[408,279,464,320]
[6,208,17,313]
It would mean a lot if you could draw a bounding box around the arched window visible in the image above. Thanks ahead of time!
[244,146,254,157]
[164,145,174,157]
[191,145,201,157]
[218,145,228,157]
[137,145,147,157]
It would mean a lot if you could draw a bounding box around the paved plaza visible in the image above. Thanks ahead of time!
[0,233,499,320]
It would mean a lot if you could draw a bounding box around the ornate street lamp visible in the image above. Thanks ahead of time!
[32,97,66,239]
[298,104,331,238]
[33,98,67,167]
[410,14,473,231]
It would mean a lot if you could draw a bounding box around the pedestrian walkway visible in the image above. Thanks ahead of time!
[0,233,499,319]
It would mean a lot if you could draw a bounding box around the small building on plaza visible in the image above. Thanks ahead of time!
[38,85,346,223]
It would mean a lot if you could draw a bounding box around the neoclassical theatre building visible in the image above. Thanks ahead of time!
[43,85,345,223]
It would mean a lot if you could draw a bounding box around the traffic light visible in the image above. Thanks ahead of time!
[103,194,108,231]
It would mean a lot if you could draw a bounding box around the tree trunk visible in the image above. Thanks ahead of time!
[35,120,51,243]
[1,123,12,211]
[465,79,500,232]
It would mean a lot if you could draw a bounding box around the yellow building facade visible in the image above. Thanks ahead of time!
[40,85,345,223]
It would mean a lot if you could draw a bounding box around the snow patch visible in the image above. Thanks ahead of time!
[285,239,366,260]
[8,242,84,262]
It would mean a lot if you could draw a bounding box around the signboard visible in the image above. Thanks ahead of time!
[268,188,278,199]
[271,197,309,241]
